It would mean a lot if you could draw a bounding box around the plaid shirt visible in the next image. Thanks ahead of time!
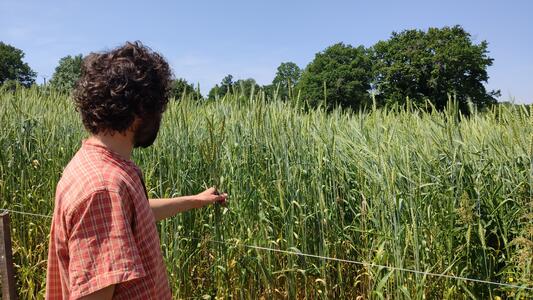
[46,140,171,299]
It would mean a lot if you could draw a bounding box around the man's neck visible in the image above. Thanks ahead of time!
[89,131,134,160]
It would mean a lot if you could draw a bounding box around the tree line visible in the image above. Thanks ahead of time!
[1,25,500,112]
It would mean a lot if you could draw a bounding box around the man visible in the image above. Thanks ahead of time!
[46,41,227,300]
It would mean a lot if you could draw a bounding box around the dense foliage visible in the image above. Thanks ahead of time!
[208,75,260,100]
[269,62,301,100]
[49,54,83,92]
[169,78,202,100]
[0,42,36,87]
[297,43,372,109]
[372,26,499,113]
[1,86,531,299]
[2,25,501,112]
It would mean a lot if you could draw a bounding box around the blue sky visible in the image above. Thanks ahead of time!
[1,0,532,103]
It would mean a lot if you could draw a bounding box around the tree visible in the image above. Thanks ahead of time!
[208,74,234,100]
[271,62,301,100]
[170,78,202,100]
[49,54,83,92]
[0,42,36,87]
[208,84,222,100]
[208,75,261,100]
[297,43,372,109]
[372,25,499,112]
[233,78,260,97]
[220,74,234,96]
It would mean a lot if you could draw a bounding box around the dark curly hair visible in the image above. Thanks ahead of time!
[74,41,173,134]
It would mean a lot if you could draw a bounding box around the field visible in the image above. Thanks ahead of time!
[0,86,532,299]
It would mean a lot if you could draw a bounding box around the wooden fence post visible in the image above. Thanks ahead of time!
[0,211,17,300]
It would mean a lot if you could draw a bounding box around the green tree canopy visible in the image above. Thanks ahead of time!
[271,62,301,100]
[208,75,261,100]
[208,74,234,100]
[49,54,83,92]
[170,78,202,100]
[297,43,372,109]
[208,84,222,100]
[233,78,260,97]
[372,25,499,112]
[0,42,36,87]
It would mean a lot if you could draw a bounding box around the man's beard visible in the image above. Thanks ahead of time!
[133,115,161,148]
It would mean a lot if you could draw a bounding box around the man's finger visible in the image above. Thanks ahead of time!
[208,186,217,194]
[215,193,227,201]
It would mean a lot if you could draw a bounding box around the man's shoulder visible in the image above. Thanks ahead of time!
[56,146,139,216]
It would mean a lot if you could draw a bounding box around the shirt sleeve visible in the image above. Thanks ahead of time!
[66,188,146,299]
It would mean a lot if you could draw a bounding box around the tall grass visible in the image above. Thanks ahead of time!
[0,85,532,299]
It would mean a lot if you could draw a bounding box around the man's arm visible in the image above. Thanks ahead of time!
[66,190,146,298]
[78,285,115,300]
[149,187,227,221]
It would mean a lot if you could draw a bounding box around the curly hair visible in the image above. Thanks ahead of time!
[74,41,173,134]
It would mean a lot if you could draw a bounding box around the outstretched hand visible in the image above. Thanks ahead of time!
[195,187,228,208]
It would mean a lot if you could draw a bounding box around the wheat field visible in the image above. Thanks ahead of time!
[0,86,532,299]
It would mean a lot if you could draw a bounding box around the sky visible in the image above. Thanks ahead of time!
[1,0,532,103]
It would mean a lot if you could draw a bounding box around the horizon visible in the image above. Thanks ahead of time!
[1,0,531,103]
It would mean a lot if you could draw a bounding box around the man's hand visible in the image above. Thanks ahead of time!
[195,187,228,208]
[149,187,229,221]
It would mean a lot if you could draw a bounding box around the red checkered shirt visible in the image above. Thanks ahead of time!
[46,140,171,299]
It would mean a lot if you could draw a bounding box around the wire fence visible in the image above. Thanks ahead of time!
[2,207,532,292]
